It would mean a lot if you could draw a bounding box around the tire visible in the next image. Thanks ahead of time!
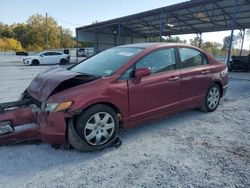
[59,58,68,65]
[68,104,119,151]
[31,59,39,66]
[200,83,221,112]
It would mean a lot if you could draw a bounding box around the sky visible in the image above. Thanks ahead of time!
[0,0,249,50]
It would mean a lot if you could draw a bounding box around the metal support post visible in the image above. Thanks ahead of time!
[227,0,238,64]
[199,33,202,48]
[76,31,79,63]
[160,8,164,42]
[240,29,245,56]
[117,23,121,45]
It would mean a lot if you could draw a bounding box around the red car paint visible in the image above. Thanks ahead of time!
[0,107,39,144]
[0,43,228,145]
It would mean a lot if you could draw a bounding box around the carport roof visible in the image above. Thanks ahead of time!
[76,0,250,37]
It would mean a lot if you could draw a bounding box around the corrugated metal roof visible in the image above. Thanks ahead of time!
[76,0,250,37]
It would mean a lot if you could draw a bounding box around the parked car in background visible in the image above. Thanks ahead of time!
[228,54,250,72]
[77,47,94,57]
[5,43,228,151]
[16,51,28,56]
[23,51,70,65]
[78,48,86,57]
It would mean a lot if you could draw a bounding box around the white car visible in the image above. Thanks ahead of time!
[23,51,70,65]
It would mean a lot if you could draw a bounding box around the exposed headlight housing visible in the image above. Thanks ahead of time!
[42,101,73,112]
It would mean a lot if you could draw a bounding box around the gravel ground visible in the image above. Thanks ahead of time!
[0,58,249,188]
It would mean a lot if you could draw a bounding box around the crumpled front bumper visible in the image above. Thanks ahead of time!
[0,100,69,146]
[37,111,68,145]
[0,107,39,145]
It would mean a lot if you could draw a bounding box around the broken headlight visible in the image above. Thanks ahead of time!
[42,101,73,112]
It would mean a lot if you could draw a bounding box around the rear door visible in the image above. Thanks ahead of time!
[52,52,62,64]
[40,52,53,64]
[177,47,212,107]
[127,48,181,123]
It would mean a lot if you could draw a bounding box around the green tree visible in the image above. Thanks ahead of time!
[147,36,186,43]
[202,42,222,56]
[12,23,29,48]
[26,14,61,50]
[59,27,76,48]
[0,23,15,38]
[0,38,23,51]
[166,36,186,43]
[0,38,4,50]
[1,14,77,51]
[190,36,202,47]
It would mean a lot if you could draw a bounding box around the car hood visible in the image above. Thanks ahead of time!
[27,67,97,102]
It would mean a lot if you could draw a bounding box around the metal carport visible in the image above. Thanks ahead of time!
[76,0,250,62]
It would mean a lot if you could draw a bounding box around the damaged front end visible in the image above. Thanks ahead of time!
[0,67,98,146]
[0,99,39,145]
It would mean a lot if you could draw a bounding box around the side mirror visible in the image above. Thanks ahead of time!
[134,67,151,81]
[40,54,44,57]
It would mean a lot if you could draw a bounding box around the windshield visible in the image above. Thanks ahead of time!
[70,47,143,76]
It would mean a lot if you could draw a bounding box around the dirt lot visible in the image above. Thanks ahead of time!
[0,57,249,188]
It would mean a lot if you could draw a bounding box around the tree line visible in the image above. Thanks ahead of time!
[149,32,250,56]
[0,14,76,51]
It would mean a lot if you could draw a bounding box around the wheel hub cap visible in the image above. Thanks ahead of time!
[207,87,220,109]
[84,112,115,146]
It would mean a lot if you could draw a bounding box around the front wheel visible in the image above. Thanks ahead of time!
[69,104,119,151]
[31,59,39,66]
[200,84,221,112]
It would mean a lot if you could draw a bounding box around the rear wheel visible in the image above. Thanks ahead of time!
[59,58,68,65]
[68,104,119,151]
[31,59,39,66]
[200,84,221,112]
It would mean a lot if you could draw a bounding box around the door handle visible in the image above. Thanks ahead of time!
[168,76,180,81]
[201,70,210,74]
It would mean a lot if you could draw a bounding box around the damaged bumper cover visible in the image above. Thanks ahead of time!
[0,99,70,146]
[0,100,122,150]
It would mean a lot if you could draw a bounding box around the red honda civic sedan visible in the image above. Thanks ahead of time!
[0,43,228,151]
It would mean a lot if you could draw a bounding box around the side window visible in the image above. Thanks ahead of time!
[136,48,177,74]
[53,52,62,55]
[43,52,50,56]
[179,48,207,68]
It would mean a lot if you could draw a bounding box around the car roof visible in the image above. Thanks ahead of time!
[118,42,196,49]
[42,51,62,53]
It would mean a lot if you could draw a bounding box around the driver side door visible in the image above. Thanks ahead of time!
[128,48,181,124]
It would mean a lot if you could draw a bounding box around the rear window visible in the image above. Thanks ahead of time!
[179,48,207,68]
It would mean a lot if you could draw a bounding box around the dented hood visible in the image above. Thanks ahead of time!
[27,67,81,102]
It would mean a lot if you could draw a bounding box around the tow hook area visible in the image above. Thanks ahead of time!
[0,121,14,135]
[0,100,40,146]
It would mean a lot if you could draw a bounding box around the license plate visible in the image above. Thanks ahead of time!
[0,121,14,135]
